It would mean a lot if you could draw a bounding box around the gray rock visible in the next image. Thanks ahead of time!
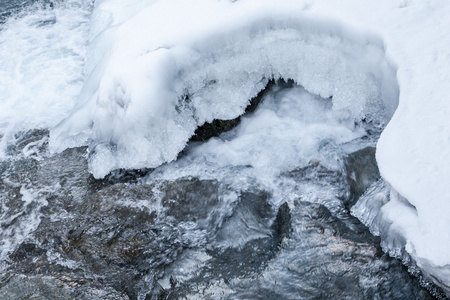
[344,146,380,207]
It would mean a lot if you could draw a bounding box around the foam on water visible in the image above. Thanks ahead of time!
[0,0,93,159]
[0,187,48,270]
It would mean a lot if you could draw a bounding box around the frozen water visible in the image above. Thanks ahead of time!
[351,179,450,297]
[49,0,398,179]
[47,0,449,294]
[306,0,450,294]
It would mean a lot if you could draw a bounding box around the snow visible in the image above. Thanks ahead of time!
[306,0,450,293]
[1,0,449,295]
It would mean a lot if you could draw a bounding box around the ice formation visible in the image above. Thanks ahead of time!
[0,0,443,295]
[49,0,398,178]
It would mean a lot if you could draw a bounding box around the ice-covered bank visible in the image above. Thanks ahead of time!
[48,0,450,295]
[308,0,450,294]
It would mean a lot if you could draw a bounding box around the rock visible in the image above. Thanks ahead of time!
[155,201,433,300]
[272,202,292,246]
[344,147,380,207]
[0,128,437,299]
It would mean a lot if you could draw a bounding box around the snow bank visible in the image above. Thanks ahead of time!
[49,0,450,294]
[307,0,450,294]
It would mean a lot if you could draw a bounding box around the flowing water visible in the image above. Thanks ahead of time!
[0,1,444,299]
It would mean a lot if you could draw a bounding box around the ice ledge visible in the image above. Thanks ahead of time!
[49,0,398,179]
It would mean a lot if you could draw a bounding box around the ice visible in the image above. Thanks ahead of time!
[49,0,397,179]
[351,179,390,237]
[48,0,450,292]
[307,0,450,294]
[351,180,415,260]
[351,179,450,295]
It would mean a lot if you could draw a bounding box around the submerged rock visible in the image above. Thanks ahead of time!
[157,200,432,300]
[344,146,380,208]
[0,273,129,300]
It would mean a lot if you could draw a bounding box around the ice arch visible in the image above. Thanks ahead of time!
[49,0,399,179]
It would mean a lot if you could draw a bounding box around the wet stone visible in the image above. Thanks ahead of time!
[162,178,220,222]
[157,201,433,300]
[344,146,380,207]
[0,273,129,300]
[272,202,292,245]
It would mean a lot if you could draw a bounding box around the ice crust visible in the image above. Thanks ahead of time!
[306,0,450,294]
[36,0,450,295]
[49,0,398,179]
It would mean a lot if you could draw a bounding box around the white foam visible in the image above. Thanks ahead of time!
[0,187,48,270]
[188,86,365,175]
[0,0,92,158]
[144,85,369,226]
